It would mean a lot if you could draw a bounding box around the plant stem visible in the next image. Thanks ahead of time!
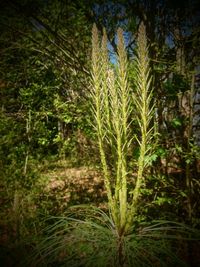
[91,22,154,235]
[91,24,117,225]
[127,22,154,230]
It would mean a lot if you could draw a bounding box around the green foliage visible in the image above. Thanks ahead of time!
[91,22,156,234]
[29,206,198,267]
[164,74,190,99]
[0,1,200,266]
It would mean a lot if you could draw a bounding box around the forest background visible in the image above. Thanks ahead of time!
[0,0,200,266]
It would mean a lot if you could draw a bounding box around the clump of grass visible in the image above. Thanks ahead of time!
[27,205,198,267]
